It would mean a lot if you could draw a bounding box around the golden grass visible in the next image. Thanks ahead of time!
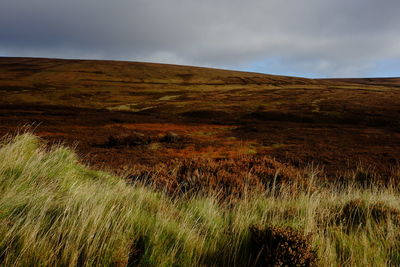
[1,133,400,266]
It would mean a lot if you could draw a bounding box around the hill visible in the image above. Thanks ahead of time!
[0,57,399,176]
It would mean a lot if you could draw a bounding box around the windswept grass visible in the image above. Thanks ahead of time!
[0,133,400,266]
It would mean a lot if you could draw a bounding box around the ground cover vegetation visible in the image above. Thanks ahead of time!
[1,57,400,177]
[1,133,400,266]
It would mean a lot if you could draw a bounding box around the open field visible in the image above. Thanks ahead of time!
[1,58,400,266]
[0,57,400,179]
[2,133,400,266]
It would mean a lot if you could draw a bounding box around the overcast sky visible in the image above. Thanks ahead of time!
[1,0,399,78]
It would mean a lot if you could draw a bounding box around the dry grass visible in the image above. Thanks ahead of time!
[1,133,400,266]
[249,225,317,266]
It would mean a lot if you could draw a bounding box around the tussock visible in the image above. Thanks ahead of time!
[1,133,400,266]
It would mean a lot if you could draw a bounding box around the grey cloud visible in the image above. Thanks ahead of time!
[1,0,399,77]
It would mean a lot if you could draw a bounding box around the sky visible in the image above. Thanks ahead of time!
[1,0,399,78]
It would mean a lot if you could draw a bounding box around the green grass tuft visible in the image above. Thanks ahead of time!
[1,133,400,266]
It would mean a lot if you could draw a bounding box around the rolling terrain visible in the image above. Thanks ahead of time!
[1,57,400,178]
[2,57,400,266]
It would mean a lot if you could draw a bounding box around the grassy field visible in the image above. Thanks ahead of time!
[1,133,400,266]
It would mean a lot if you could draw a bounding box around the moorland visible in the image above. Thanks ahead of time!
[1,57,400,178]
[1,57,400,266]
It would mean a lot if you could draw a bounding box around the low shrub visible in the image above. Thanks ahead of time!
[249,225,317,266]
[128,157,305,197]
[105,132,151,147]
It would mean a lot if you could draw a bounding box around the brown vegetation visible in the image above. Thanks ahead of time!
[0,57,399,180]
[249,226,317,266]
[127,156,303,197]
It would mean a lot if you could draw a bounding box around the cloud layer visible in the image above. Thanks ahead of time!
[1,0,400,77]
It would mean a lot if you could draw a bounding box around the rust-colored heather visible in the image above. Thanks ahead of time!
[127,156,307,197]
[249,225,318,267]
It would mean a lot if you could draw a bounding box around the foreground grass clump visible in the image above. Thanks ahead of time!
[1,133,400,266]
[249,225,317,266]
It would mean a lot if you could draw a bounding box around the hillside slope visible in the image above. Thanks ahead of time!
[0,57,399,176]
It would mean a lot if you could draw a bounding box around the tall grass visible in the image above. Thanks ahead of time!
[0,133,400,266]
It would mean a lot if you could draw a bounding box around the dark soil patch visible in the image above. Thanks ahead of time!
[181,110,231,120]
[0,86,35,91]
[246,111,314,123]
[160,132,182,143]
[104,132,151,147]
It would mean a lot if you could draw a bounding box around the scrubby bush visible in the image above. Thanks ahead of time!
[249,226,317,266]
[105,132,151,147]
[128,156,306,197]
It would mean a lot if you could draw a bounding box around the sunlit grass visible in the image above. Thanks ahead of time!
[0,133,399,266]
